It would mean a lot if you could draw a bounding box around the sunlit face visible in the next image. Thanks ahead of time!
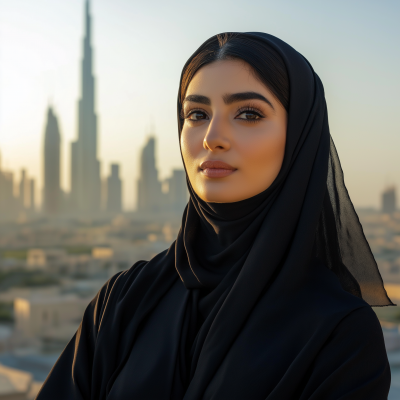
[180,59,287,203]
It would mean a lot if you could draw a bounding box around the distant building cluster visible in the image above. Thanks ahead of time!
[0,153,36,221]
[0,217,179,357]
[0,0,187,222]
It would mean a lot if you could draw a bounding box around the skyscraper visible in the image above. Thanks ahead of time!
[0,170,16,218]
[382,186,396,214]
[0,151,16,220]
[165,169,188,213]
[43,107,61,215]
[137,137,163,212]
[29,178,35,212]
[106,164,122,214]
[19,169,27,209]
[70,0,101,213]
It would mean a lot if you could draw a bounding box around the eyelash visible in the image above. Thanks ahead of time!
[182,105,265,124]
[235,105,265,123]
[182,108,206,121]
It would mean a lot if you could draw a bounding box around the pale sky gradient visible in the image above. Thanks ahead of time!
[0,0,399,210]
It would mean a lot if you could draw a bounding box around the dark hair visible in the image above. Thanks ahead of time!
[178,32,289,128]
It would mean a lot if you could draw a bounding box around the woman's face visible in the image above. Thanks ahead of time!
[180,59,287,203]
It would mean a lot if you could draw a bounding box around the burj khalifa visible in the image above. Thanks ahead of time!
[70,0,101,213]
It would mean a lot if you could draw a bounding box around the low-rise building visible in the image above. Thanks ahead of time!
[0,363,41,400]
[92,247,113,260]
[25,247,116,277]
[26,249,67,271]
[14,293,88,345]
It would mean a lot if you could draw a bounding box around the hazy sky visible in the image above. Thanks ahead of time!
[0,0,399,209]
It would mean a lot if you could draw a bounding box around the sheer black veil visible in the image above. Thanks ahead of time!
[315,137,393,305]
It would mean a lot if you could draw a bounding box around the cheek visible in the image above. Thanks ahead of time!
[238,125,286,177]
[180,127,203,170]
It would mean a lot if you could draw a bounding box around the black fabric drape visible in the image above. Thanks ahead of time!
[37,32,392,400]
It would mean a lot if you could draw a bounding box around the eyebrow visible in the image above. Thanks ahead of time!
[183,91,274,109]
[223,92,274,109]
[183,94,211,105]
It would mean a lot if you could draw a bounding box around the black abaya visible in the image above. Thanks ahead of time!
[38,255,390,399]
[36,32,392,400]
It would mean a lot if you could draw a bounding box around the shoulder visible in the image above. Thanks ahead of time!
[97,245,174,301]
[100,259,148,299]
[320,305,389,379]
[332,305,386,348]
[292,258,388,343]
[303,257,372,316]
[300,305,390,400]
[91,246,176,329]
[86,260,148,331]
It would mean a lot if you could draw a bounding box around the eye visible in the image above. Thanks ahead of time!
[186,110,208,121]
[236,110,263,121]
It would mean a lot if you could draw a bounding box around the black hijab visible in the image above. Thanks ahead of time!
[37,32,392,400]
[176,31,391,306]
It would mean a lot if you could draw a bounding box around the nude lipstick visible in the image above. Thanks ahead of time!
[199,160,237,178]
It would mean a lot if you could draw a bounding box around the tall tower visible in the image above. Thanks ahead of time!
[166,169,188,213]
[0,150,16,219]
[106,164,122,214]
[29,178,35,212]
[0,150,4,213]
[43,106,61,215]
[137,137,163,212]
[70,0,100,213]
[382,187,396,214]
[19,169,27,209]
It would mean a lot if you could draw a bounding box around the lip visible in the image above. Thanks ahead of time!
[199,160,237,178]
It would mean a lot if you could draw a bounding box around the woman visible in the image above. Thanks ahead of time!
[37,32,393,399]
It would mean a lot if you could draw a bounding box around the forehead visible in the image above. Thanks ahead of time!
[185,59,272,98]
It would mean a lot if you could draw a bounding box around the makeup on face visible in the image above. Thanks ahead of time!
[199,160,237,178]
[180,59,287,203]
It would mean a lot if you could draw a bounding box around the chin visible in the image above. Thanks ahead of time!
[198,188,243,203]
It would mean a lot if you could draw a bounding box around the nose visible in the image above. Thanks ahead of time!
[203,117,231,152]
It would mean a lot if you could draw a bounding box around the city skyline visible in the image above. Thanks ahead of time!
[0,0,399,209]
[0,0,187,218]
[0,132,188,218]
